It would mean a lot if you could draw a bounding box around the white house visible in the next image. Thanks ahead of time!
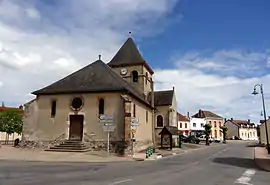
[177,112,190,136]
[190,117,206,136]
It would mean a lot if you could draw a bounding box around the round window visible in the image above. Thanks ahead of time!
[71,97,83,110]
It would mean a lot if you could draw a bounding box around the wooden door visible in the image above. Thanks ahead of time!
[69,115,84,141]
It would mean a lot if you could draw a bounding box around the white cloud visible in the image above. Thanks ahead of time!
[174,49,270,77]
[0,0,179,106]
[25,8,40,19]
[155,50,270,123]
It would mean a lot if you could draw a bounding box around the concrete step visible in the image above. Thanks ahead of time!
[45,148,92,152]
[58,143,86,147]
[49,146,89,150]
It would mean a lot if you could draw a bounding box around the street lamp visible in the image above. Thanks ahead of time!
[252,84,270,154]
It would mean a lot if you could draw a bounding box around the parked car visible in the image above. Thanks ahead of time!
[213,138,221,143]
[198,135,213,143]
[181,135,200,144]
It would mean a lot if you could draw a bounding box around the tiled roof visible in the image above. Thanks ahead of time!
[0,107,24,114]
[178,113,189,121]
[192,110,223,119]
[107,37,154,74]
[226,119,255,128]
[154,90,174,106]
[32,60,152,108]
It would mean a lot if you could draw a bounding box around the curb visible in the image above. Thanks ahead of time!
[254,147,270,172]
[132,144,219,161]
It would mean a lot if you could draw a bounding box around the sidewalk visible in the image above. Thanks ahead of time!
[133,143,207,161]
[254,147,270,171]
[0,145,134,163]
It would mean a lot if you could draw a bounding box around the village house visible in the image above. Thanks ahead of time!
[259,118,270,144]
[0,103,23,143]
[22,35,177,154]
[224,118,258,140]
[192,109,224,139]
[177,112,190,136]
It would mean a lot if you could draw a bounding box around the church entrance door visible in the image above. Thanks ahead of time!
[69,115,84,141]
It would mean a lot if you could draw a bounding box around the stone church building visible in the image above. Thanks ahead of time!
[22,36,177,154]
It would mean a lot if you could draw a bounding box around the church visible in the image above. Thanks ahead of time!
[22,35,178,154]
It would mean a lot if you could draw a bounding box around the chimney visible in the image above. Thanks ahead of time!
[248,119,250,124]
[187,111,190,118]
[231,118,233,121]
[199,109,202,118]
[173,86,175,91]
[225,118,227,122]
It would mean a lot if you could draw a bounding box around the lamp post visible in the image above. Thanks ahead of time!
[252,84,270,154]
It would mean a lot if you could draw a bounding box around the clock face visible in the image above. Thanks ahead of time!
[120,68,127,75]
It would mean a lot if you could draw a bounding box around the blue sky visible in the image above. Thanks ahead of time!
[0,0,269,122]
[142,0,270,74]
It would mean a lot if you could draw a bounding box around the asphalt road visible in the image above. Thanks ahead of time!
[0,141,269,185]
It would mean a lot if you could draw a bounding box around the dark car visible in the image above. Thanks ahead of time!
[181,135,200,144]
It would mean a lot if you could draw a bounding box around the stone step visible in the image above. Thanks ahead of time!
[45,148,92,152]
[58,143,86,147]
[62,140,83,144]
[50,146,89,150]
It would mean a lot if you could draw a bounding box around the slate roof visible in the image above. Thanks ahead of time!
[159,126,180,135]
[192,110,223,119]
[107,37,154,74]
[226,119,255,128]
[154,90,174,106]
[32,60,152,108]
[178,113,190,122]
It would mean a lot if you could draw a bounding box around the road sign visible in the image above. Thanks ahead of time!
[131,125,138,130]
[131,129,136,133]
[100,119,114,123]
[102,125,116,132]
[131,117,138,122]
[99,114,114,120]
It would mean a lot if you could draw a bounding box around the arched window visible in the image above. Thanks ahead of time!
[132,70,138,82]
[157,115,163,127]
[99,98,104,115]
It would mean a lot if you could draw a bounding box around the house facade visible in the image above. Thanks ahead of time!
[224,118,258,140]
[192,110,224,139]
[259,119,270,144]
[22,36,176,153]
[177,112,190,136]
[189,117,206,136]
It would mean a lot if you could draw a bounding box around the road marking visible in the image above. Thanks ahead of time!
[109,178,132,185]
[234,169,256,185]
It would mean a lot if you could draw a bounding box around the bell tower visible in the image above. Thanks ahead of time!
[107,33,154,104]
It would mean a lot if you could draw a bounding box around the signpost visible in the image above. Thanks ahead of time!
[99,114,116,155]
[130,117,139,155]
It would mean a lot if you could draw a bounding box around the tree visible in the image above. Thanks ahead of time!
[204,123,212,146]
[220,126,228,144]
[0,109,23,143]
